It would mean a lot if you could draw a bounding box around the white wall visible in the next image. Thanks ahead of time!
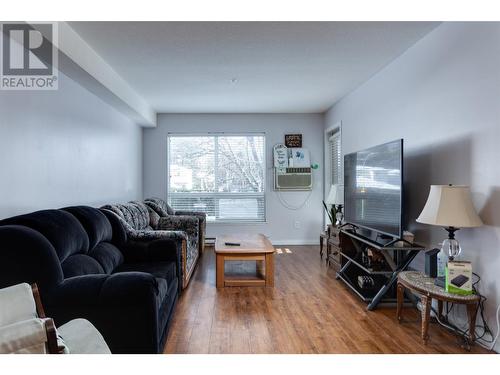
[0,71,143,218]
[143,114,324,244]
[325,22,500,351]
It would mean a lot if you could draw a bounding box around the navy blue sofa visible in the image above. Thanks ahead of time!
[0,206,180,354]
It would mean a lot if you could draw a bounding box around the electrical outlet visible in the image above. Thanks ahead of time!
[294,221,301,229]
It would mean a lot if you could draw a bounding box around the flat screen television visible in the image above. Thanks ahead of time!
[344,139,403,239]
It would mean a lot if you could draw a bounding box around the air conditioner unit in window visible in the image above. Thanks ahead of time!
[274,167,312,191]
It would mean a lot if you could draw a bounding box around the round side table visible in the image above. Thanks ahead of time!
[397,271,480,345]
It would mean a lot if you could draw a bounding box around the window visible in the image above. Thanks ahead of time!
[168,134,266,223]
[329,130,342,185]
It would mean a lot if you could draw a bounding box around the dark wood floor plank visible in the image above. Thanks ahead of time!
[164,245,491,354]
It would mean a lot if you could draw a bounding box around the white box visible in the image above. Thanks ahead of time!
[446,261,472,295]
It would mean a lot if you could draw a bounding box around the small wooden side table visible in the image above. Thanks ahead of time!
[326,227,341,271]
[397,271,480,344]
[320,225,341,264]
[320,231,329,260]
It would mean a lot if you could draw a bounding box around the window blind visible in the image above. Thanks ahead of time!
[168,134,266,223]
[329,131,342,185]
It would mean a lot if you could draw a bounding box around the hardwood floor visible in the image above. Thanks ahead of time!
[164,245,491,354]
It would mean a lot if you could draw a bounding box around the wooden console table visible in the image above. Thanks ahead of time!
[397,271,480,344]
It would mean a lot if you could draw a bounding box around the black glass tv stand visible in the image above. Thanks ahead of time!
[335,226,426,310]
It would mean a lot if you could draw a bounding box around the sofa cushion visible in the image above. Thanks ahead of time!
[99,209,127,248]
[113,262,177,286]
[61,254,105,278]
[61,206,124,275]
[147,207,160,229]
[144,198,174,216]
[129,202,151,230]
[104,203,151,231]
[101,204,133,229]
[120,203,139,230]
[63,206,113,250]
[88,242,124,274]
[0,210,89,262]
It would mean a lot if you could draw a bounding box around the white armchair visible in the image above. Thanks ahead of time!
[0,283,110,354]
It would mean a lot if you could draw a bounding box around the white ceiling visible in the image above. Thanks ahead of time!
[69,22,439,114]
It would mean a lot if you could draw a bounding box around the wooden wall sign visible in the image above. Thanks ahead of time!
[285,134,302,148]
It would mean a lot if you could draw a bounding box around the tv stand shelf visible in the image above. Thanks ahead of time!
[339,251,393,275]
[335,226,426,310]
[337,272,389,302]
[340,228,425,251]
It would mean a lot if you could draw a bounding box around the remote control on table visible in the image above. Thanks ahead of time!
[225,242,241,246]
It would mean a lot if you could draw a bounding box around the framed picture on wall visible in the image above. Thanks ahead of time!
[285,134,302,147]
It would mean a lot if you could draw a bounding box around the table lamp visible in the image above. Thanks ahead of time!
[325,184,344,226]
[416,185,483,261]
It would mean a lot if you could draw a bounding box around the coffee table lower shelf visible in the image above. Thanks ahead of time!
[216,252,274,288]
[223,275,267,287]
[215,234,275,288]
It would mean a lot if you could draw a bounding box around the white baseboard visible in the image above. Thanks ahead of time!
[205,238,318,246]
[270,239,318,246]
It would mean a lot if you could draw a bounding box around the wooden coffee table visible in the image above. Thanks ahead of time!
[215,234,275,288]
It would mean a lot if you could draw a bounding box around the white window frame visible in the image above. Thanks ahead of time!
[167,132,267,224]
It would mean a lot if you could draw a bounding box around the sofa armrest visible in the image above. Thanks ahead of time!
[157,216,199,237]
[44,273,164,353]
[123,230,186,294]
[174,211,206,225]
[45,273,159,308]
[172,212,206,253]
[128,229,187,242]
[174,210,206,216]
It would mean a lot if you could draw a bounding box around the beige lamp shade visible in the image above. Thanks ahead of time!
[416,185,483,228]
[326,184,344,205]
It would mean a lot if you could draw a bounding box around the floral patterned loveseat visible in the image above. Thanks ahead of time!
[101,201,200,289]
[144,197,207,254]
